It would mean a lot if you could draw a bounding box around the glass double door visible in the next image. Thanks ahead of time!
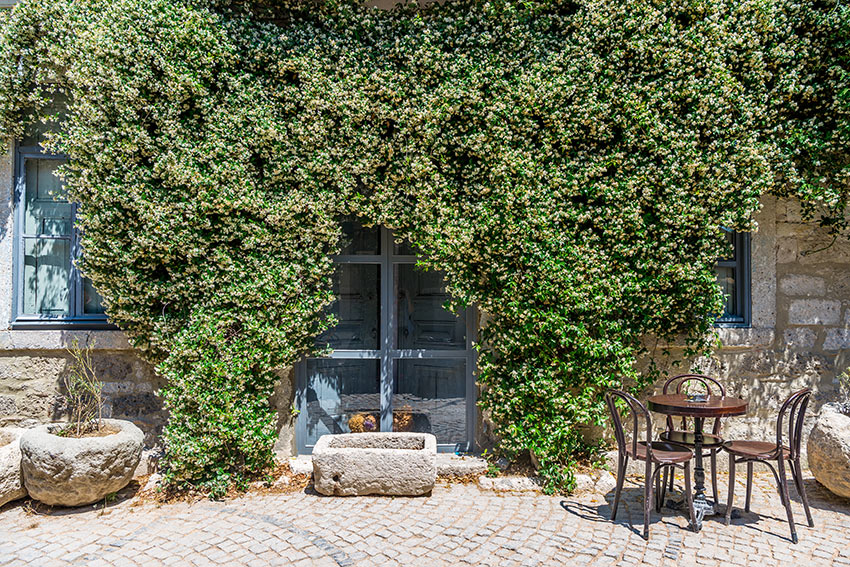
[295,224,476,453]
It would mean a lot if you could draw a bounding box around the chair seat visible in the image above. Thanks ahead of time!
[627,441,693,464]
[660,430,724,448]
[723,439,790,459]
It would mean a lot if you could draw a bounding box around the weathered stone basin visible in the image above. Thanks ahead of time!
[312,432,437,496]
[20,419,144,507]
[808,402,850,500]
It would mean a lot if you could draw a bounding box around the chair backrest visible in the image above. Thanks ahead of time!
[605,389,653,461]
[662,374,726,435]
[776,388,812,460]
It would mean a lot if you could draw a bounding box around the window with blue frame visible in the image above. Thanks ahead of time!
[12,106,108,328]
[715,230,751,327]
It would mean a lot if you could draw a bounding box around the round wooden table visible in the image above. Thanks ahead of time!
[647,393,748,530]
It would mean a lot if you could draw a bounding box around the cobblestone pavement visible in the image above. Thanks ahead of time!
[1,471,849,567]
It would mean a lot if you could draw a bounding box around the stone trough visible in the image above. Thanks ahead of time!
[312,432,437,496]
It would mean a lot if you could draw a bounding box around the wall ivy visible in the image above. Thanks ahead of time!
[1,0,847,495]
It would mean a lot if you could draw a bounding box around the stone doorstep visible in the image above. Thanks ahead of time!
[288,453,489,478]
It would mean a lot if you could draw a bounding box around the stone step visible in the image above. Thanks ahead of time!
[288,453,489,478]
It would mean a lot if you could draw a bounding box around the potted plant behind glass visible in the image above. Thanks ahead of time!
[808,372,850,500]
[19,339,144,507]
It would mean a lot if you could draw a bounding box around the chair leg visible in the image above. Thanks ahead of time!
[792,458,814,528]
[711,451,719,505]
[777,458,798,544]
[684,462,697,532]
[643,462,653,540]
[660,467,669,510]
[655,467,662,512]
[745,461,753,512]
[669,464,675,492]
[725,453,735,526]
[611,453,627,521]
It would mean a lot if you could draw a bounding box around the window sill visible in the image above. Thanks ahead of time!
[11,318,116,331]
[713,321,751,329]
[715,327,775,348]
[0,328,130,351]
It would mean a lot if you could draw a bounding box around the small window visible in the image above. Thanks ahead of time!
[12,112,109,328]
[715,230,751,327]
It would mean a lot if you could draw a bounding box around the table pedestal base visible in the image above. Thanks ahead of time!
[664,494,717,531]
[693,498,715,530]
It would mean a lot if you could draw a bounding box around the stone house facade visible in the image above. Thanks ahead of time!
[0,1,847,464]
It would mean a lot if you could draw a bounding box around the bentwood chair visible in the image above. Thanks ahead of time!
[605,390,697,540]
[723,388,814,544]
[659,374,726,506]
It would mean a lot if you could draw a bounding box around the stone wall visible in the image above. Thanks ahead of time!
[673,196,848,466]
[0,335,165,445]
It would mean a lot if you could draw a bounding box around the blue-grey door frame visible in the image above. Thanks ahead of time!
[295,227,477,454]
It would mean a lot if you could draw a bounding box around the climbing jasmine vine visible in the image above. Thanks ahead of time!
[0,0,847,495]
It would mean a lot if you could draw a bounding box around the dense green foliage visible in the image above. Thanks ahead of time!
[1,0,848,494]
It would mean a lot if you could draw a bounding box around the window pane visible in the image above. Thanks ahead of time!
[396,264,466,349]
[716,266,737,319]
[83,278,106,314]
[393,237,418,256]
[303,359,381,447]
[393,359,466,444]
[22,238,70,316]
[339,218,380,255]
[719,230,735,262]
[24,159,72,236]
[316,264,380,350]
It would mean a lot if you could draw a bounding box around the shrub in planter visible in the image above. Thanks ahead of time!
[19,341,143,507]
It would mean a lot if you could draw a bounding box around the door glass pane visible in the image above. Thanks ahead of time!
[339,218,380,255]
[21,93,68,147]
[316,264,380,350]
[22,238,70,316]
[303,359,381,447]
[716,266,736,318]
[24,159,72,236]
[83,278,106,314]
[393,359,466,444]
[396,264,466,349]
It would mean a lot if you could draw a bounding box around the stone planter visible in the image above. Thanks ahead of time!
[0,428,26,507]
[808,402,850,500]
[312,432,436,496]
[20,419,144,507]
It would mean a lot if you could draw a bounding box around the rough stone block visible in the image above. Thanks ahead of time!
[0,428,26,507]
[0,395,15,415]
[780,274,825,297]
[312,432,436,496]
[808,403,850,499]
[788,299,841,325]
[824,329,850,351]
[435,453,488,477]
[477,475,542,492]
[776,238,797,264]
[111,393,161,418]
[783,328,817,349]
